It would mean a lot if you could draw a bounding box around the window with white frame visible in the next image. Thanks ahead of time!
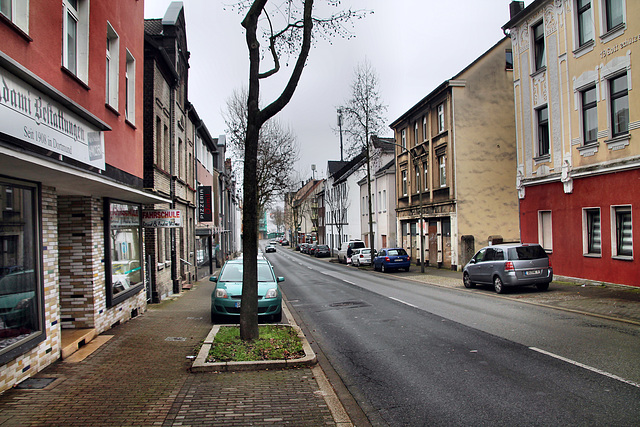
[581,86,598,144]
[576,0,594,47]
[423,160,428,191]
[106,23,119,109]
[532,21,546,71]
[401,129,406,149]
[612,205,632,257]
[422,116,427,141]
[382,189,386,212]
[604,0,624,32]
[415,165,420,194]
[62,0,89,82]
[537,106,550,156]
[439,155,446,188]
[378,191,381,213]
[1,0,29,33]
[125,50,136,124]
[414,122,419,146]
[401,170,407,196]
[610,73,628,137]
[583,208,601,255]
[538,210,553,251]
[437,104,445,133]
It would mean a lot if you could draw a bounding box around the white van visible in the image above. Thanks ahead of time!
[337,240,365,264]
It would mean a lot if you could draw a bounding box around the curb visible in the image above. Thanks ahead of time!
[190,302,317,373]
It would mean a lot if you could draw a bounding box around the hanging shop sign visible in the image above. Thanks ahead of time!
[142,209,183,228]
[0,67,105,170]
[198,186,212,222]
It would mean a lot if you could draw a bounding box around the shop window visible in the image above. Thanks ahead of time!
[0,179,43,363]
[538,210,553,251]
[612,206,632,257]
[581,86,598,144]
[610,73,629,137]
[583,208,601,255]
[106,201,143,307]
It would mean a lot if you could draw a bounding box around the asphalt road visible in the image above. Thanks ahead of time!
[266,246,640,426]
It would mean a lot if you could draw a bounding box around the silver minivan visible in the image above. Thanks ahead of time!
[463,243,553,293]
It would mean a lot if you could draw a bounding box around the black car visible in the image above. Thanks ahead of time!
[314,245,331,257]
[281,239,289,246]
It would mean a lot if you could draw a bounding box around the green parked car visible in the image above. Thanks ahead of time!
[210,259,283,323]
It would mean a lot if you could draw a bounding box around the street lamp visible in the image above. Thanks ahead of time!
[337,109,344,162]
[381,140,425,274]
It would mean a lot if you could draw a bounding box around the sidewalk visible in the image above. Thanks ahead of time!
[0,277,346,426]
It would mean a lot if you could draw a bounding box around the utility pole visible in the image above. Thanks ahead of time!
[337,109,344,162]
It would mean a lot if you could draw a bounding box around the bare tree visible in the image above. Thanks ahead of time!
[235,1,370,340]
[324,180,350,255]
[224,87,299,218]
[271,206,285,234]
[340,59,387,255]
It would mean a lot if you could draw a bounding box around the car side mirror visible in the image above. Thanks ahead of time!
[209,276,218,282]
[277,276,285,282]
[468,259,476,264]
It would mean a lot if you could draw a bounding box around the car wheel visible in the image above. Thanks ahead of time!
[211,311,222,323]
[463,272,475,289]
[272,310,283,323]
[494,276,505,294]
[381,263,387,273]
[404,266,410,272]
[536,282,550,292]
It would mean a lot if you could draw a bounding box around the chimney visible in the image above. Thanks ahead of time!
[509,1,525,19]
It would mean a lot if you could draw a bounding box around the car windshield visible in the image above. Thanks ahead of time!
[387,249,407,256]
[219,262,276,282]
[508,245,548,260]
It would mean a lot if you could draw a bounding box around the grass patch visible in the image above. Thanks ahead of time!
[207,325,305,362]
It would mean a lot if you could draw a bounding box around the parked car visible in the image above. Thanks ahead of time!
[352,248,372,266]
[463,243,553,293]
[314,244,331,258]
[300,243,309,254]
[210,259,283,323]
[337,240,366,264]
[373,248,411,272]
[265,244,276,253]
[308,243,318,256]
[281,239,289,246]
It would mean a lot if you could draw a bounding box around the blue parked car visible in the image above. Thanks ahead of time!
[210,259,283,323]
[373,248,411,272]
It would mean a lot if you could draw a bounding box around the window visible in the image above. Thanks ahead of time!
[0,179,43,363]
[533,22,546,71]
[605,0,624,32]
[577,0,594,46]
[415,165,420,193]
[156,116,162,166]
[378,191,381,213]
[401,129,406,149]
[422,116,427,141]
[612,206,632,257]
[538,210,553,251]
[107,201,143,306]
[610,74,628,137]
[584,208,601,255]
[1,0,29,33]
[581,86,598,144]
[382,189,386,211]
[125,50,136,124]
[423,160,428,191]
[62,0,88,82]
[506,49,513,70]
[437,104,445,133]
[401,170,407,196]
[439,155,446,188]
[106,23,119,109]
[537,106,550,156]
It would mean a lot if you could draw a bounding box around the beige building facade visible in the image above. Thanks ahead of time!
[390,37,519,270]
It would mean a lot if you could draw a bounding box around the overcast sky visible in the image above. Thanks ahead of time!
[144,0,524,181]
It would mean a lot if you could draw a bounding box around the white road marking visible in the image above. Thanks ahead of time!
[389,297,419,309]
[530,347,640,388]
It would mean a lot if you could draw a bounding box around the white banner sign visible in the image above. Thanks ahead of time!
[142,210,183,228]
[0,67,105,170]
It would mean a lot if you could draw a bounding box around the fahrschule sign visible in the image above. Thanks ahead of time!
[0,67,105,170]
[142,209,183,228]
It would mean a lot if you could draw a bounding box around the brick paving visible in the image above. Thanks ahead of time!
[0,280,336,426]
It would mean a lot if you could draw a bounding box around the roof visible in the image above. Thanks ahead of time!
[144,19,163,36]
[327,161,349,177]
[502,0,548,30]
[162,1,184,26]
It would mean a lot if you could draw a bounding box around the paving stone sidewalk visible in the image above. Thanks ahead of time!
[0,280,336,426]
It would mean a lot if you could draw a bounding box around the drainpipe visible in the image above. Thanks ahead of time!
[170,82,179,294]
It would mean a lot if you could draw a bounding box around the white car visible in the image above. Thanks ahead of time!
[352,248,372,266]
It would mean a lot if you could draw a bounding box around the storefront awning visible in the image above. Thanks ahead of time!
[0,145,170,204]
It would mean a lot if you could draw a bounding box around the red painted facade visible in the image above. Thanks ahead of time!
[0,0,145,178]
[520,170,639,286]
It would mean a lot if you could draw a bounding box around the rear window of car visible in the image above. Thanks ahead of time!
[361,249,371,255]
[219,262,275,282]
[388,249,407,256]
[350,241,365,249]
[508,245,548,260]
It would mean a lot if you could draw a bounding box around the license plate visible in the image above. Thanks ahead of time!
[235,301,241,308]
[395,258,403,262]
[525,270,541,276]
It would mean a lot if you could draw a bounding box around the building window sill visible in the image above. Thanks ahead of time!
[533,154,551,164]
[125,119,137,130]
[577,142,599,157]
[61,66,90,90]
[530,66,546,78]
[105,103,120,116]
[605,134,630,151]
[0,14,32,42]
[600,23,626,44]
[573,40,594,58]
[583,253,602,258]
[612,255,633,262]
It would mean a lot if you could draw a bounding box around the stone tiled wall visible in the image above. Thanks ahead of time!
[0,187,61,393]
